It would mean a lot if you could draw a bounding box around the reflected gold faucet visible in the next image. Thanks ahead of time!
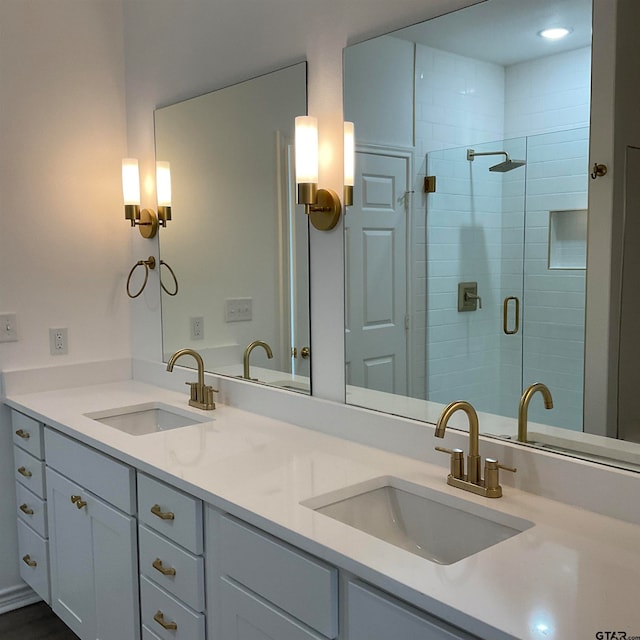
[518,383,553,443]
[243,340,273,380]
[166,348,217,410]
[435,400,516,498]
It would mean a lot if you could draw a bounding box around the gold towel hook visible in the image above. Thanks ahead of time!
[126,256,156,299]
[159,260,179,296]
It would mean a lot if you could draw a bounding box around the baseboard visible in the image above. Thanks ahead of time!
[0,583,41,615]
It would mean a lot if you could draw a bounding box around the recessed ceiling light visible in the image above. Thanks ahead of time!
[538,27,572,40]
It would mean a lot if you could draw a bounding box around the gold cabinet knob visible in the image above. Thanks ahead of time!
[22,554,37,568]
[300,346,310,359]
[152,558,177,576]
[15,429,30,440]
[19,503,34,515]
[17,466,33,478]
[70,495,87,509]
[153,611,177,631]
[150,504,175,520]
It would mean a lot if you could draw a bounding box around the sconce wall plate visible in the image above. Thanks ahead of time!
[308,188,342,230]
[138,208,159,238]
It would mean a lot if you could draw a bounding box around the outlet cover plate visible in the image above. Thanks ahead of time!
[49,328,68,355]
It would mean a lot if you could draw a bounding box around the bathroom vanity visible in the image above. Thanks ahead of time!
[7,380,640,640]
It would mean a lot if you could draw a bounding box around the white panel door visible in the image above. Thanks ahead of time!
[345,151,409,394]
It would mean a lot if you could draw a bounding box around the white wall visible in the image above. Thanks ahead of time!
[0,0,129,605]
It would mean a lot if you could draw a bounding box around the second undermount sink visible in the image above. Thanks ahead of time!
[302,476,533,565]
[84,402,211,436]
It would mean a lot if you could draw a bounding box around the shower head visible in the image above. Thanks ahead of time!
[466,148,526,172]
[489,158,526,172]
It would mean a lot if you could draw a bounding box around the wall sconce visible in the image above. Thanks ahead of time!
[294,116,342,231]
[343,121,355,207]
[121,158,172,238]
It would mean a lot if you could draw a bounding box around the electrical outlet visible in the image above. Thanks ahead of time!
[0,313,18,342]
[49,328,68,355]
[225,298,252,323]
[190,316,204,340]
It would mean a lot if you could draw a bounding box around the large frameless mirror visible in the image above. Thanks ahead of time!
[156,62,311,394]
[344,0,640,471]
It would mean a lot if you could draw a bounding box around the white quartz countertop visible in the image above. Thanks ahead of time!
[6,380,640,640]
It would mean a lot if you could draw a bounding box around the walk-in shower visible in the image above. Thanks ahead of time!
[466,148,526,172]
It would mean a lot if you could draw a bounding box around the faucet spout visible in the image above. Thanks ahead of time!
[436,401,480,484]
[166,348,216,410]
[518,383,553,443]
[243,340,273,380]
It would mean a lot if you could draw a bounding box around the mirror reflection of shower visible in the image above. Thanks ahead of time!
[466,148,526,172]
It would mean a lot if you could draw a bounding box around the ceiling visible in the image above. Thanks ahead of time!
[393,0,592,66]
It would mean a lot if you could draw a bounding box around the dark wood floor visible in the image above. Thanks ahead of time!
[0,602,78,640]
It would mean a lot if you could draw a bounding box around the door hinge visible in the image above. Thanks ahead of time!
[424,176,436,193]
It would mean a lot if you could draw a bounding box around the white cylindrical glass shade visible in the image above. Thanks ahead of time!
[344,121,355,187]
[122,158,141,205]
[294,115,318,185]
[156,161,172,207]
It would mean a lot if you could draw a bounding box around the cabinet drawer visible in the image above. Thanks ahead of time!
[142,625,163,640]
[220,515,338,638]
[347,581,480,640]
[17,519,50,604]
[12,411,45,459]
[16,482,48,538]
[14,446,46,498]
[138,474,203,554]
[139,524,205,612]
[45,428,135,514]
[141,575,205,640]
[220,577,327,640]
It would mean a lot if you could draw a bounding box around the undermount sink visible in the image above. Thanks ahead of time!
[84,402,210,436]
[302,476,533,565]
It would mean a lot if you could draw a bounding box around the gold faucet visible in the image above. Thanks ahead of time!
[435,400,516,498]
[518,383,553,443]
[166,348,217,410]
[243,340,273,380]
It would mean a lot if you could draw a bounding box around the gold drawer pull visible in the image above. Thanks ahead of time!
[70,495,88,509]
[15,429,30,440]
[19,504,34,515]
[153,610,178,631]
[151,504,175,521]
[22,554,37,568]
[17,466,33,478]
[152,558,177,576]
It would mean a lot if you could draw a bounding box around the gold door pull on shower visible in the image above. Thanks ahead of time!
[151,504,175,520]
[503,296,520,335]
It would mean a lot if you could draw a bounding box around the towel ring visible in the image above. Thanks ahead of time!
[127,256,156,299]
[159,260,179,296]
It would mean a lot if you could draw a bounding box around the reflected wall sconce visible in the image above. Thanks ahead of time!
[121,158,172,238]
[344,121,355,207]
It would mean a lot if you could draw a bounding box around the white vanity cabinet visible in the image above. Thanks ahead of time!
[11,410,50,604]
[206,507,339,640]
[137,473,206,640]
[44,428,139,640]
[347,581,480,640]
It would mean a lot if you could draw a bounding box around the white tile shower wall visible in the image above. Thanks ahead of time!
[415,43,505,399]
[520,128,589,431]
[504,47,592,139]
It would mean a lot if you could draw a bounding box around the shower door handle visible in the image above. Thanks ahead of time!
[503,296,520,335]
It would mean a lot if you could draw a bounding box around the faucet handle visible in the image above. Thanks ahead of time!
[484,458,516,497]
[185,381,198,402]
[435,446,465,480]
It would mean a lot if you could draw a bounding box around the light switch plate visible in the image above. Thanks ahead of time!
[225,298,252,322]
[0,314,18,342]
